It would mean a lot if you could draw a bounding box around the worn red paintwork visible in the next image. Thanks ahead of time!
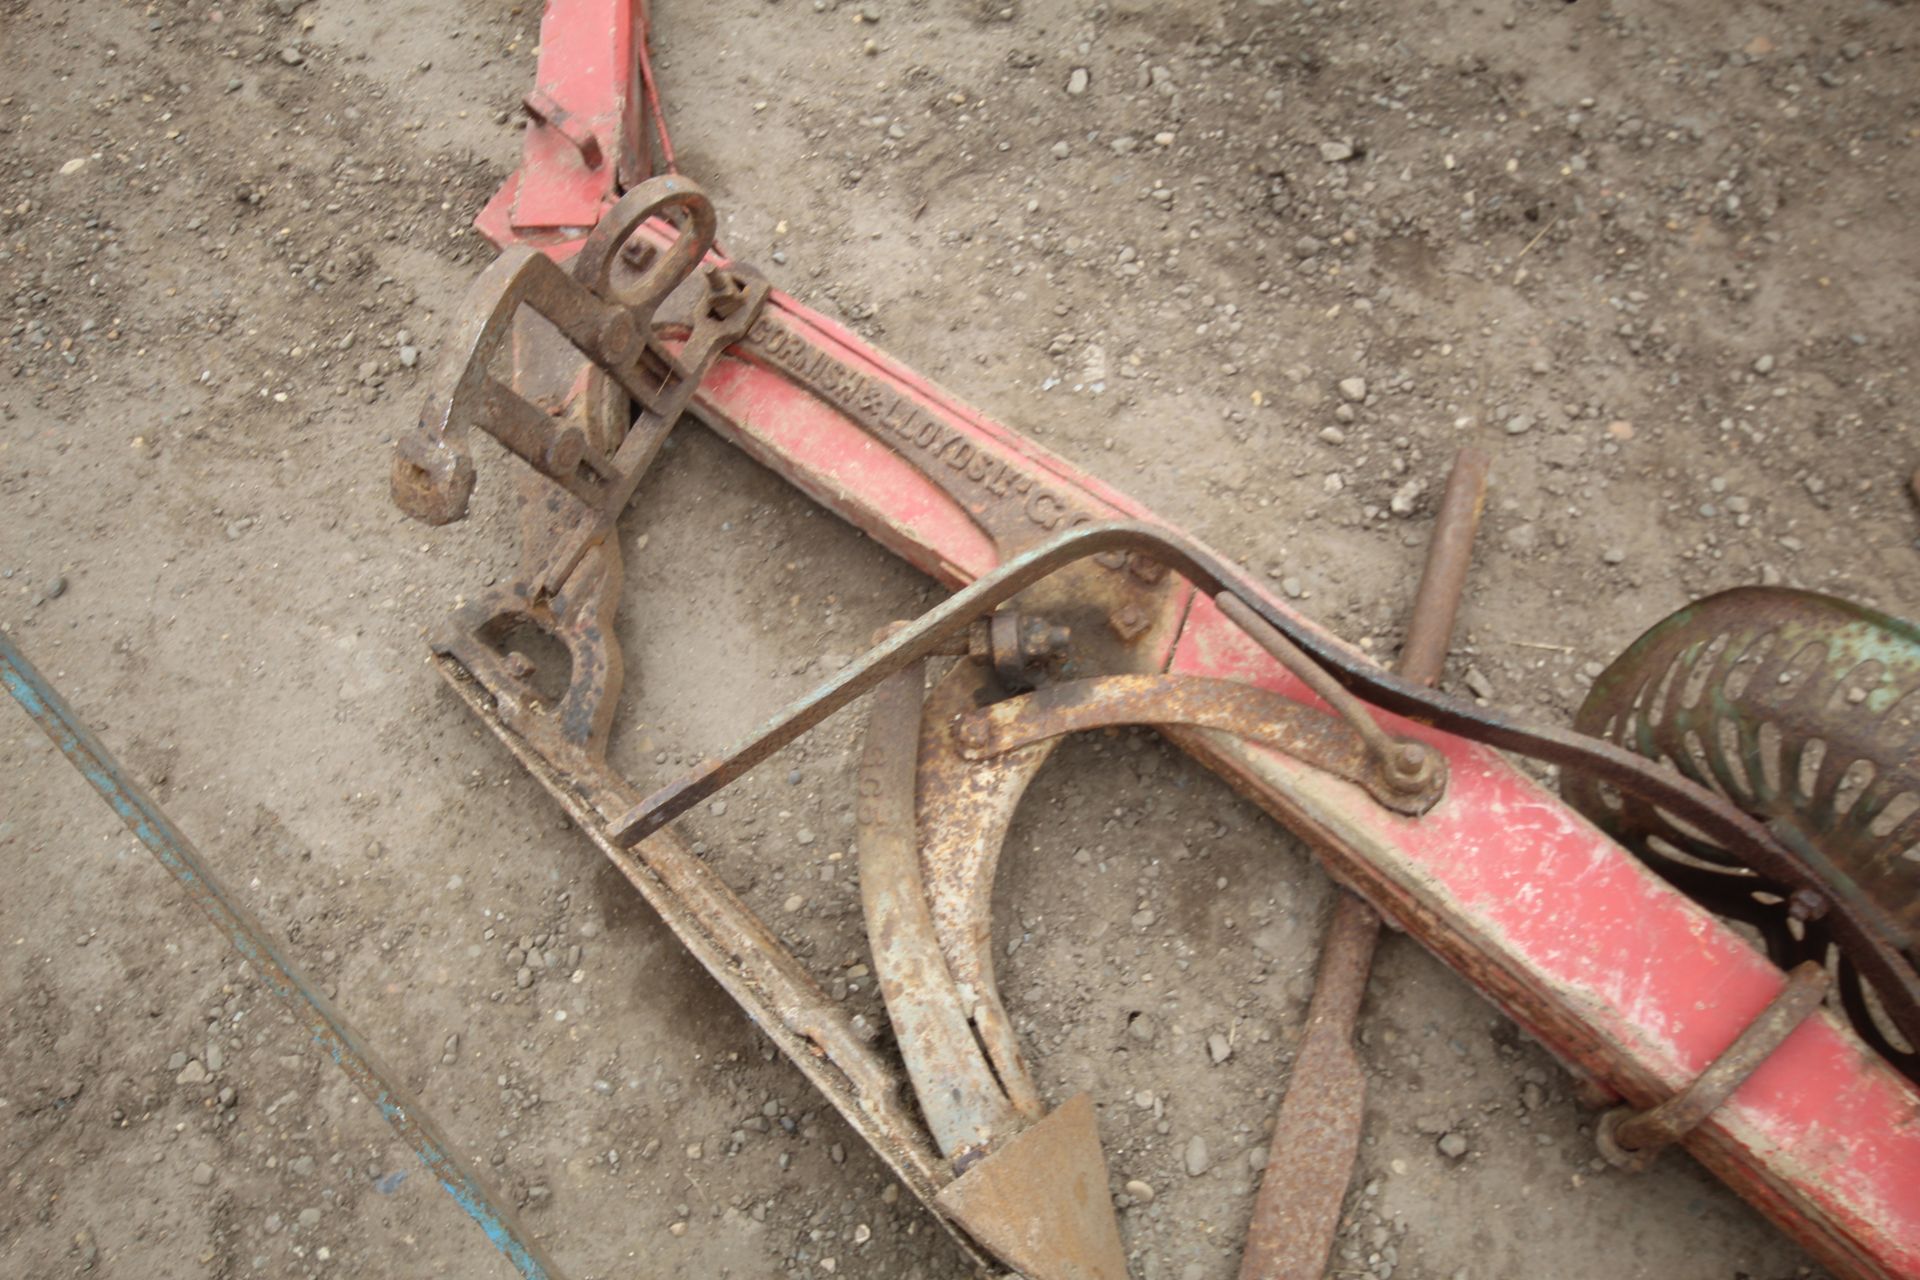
[474,0,646,253]
[680,319,1920,1279]
[471,10,1920,1276]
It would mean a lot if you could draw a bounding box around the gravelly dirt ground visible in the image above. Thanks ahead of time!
[2,0,1915,1277]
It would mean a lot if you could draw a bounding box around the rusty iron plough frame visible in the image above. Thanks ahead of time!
[377,3,1920,1275]
[389,161,1920,1276]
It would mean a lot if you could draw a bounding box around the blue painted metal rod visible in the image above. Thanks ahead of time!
[0,632,568,1280]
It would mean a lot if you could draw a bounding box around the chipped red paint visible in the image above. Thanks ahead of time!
[674,315,1920,1278]
[468,8,1920,1274]
[474,0,647,255]
[1172,594,1920,1278]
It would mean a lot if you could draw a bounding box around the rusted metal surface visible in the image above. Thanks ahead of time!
[396,184,999,1271]
[608,523,1444,843]
[1238,445,1489,1280]
[955,673,1444,816]
[917,659,1054,1123]
[1162,613,1919,1280]
[432,655,985,1260]
[1237,894,1382,1280]
[394,176,743,536]
[1213,593,1441,803]
[404,166,1920,1275]
[602,518,1920,1067]
[1597,961,1833,1173]
[858,660,1024,1164]
[1567,586,1920,1077]
[1399,446,1492,685]
[933,1094,1130,1280]
[393,177,766,817]
[0,636,571,1280]
[857,656,1132,1277]
[605,525,1190,845]
[986,609,1073,692]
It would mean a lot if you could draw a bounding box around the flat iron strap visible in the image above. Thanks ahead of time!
[951,673,1444,816]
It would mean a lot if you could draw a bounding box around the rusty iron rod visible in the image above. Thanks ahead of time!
[1237,891,1382,1280]
[1213,593,1435,796]
[0,633,569,1280]
[1400,445,1493,686]
[1597,960,1830,1173]
[1238,445,1490,1280]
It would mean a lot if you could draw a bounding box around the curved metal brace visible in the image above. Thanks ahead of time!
[917,660,1055,1123]
[392,176,768,795]
[1596,960,1832,1172]
[858,661,1023,1163]
[952,673,1447,817]
[859,660,1129,1278]
[905,668,1443,1158]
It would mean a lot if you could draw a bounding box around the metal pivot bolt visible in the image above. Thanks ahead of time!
[1595,961,1831,1173]
[1214,591,1442,806]
[1386,740,1436,795]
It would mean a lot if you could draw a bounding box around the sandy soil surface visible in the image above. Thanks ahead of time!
[2,0,1915,1277]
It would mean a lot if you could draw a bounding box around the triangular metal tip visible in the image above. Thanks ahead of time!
[934,1093,1128,1280]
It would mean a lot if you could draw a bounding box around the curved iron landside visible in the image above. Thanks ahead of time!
[865,667,1436,1164]
[886,664,1444,1154]
[610,520,1920,1063]
[857,657,1026,1164]
[852,664,1437,1280]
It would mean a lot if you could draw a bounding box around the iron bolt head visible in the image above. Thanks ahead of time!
[1127,554,1168,585]
[1787,887,1829,923]
[1385,742,1433,793]
[597,312,643,365]
[1020,618,1072,662]
[544,426,587,476]
[1110,604,1151,643]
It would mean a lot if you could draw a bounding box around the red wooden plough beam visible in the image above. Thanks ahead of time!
[676,261,1920,1280]
[439,7,1920,1277]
